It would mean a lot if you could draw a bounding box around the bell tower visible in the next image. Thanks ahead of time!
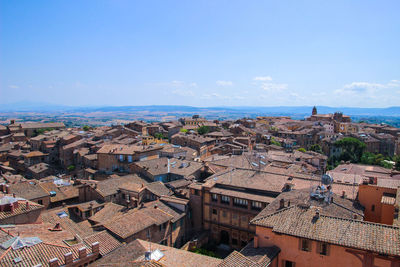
[312,106,317,115]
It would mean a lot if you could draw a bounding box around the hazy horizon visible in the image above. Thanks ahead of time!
[1,1,400,108]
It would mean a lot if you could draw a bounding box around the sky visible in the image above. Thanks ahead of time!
[1,0,400,108]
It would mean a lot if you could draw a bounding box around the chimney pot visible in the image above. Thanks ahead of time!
[49,258,59,267]
[342,191,346,198]
[78,247,87,259]
[279,199,285,209]
[315,209,320,218]
[64,252,73,265]
[26,201,29,210]
[92,242,100,254]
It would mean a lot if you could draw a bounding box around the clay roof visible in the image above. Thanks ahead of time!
[28,163,50,174]
[252,188,364,222]
[24,151,46,158]
[103,201,184,240]
[0,198,44,221]
[145,182,172,197]
[9,182,49,200]
[83,230,122,256]
[251,205,400,257]
[218,241,280,267]
[0,242,80,267]
[18,122,65,129]
[88,203,125,225]
[92,239,222,267]
[39,182,79,203]
[134,157,203,177]
[94,175,148,198]
[97,144,163,155]
[41,208,95,239]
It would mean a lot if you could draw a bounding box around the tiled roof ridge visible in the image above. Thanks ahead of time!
[252,203,400,230]
[0,228,14,237]
[83,230,107,240]
[0,247,12,262]
[231,250,260,265]
[251,205,297,224]
[42,242,73,249]
[150,204,174,220]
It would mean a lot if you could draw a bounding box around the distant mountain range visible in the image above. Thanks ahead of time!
[1,102,400,117]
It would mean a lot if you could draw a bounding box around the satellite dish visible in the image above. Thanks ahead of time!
[321,174,333,185]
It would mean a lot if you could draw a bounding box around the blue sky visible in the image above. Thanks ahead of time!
[1,0,400,107]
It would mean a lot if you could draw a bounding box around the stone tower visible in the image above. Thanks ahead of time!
[312,106,317,115]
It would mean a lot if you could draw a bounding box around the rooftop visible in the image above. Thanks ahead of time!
[251,204,400,257]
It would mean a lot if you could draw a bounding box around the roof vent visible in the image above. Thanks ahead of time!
[13,257,22,264]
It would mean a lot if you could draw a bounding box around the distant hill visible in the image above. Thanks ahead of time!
[1,103,400,117]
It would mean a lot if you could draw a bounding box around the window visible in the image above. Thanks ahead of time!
[211,193,218,202]
[194,189,199,196]
[300,239,311,252]
[233,198,248,207]
[222,211,227,217]
[251,201,263,210]
[128,155,133,163]
[38,200,43,205]
[371,204,375,212]
[119,155,124,162]
[232,238,238,245]
[221,195,230,204]
[241,241,247,247]
[283,260,295,267]
[232,213,238,220]
[212,209,217,215]
[318,242,329,256]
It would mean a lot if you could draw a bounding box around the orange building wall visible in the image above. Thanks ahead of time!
[358,184,396,224]
[255,227,393,267]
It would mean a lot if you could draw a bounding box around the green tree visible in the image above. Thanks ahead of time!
[82,125,90,131]
[67,165,75,172]
[297,148,306,153]
[310,144,322,153]
[394,155,400,171]
[180,128,188,133]
[197,126,210,135]
[154,133,164,139]
[334,137,366,163]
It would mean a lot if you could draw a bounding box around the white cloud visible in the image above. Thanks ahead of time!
[336,80,400,95]
[261,82,288,91]
[253,76,272,81]
[9,85,19,89]
[216,80,233,86]
[172,89,195,97]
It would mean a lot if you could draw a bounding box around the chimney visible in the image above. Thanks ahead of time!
[10,202,14,213]
[92,242,100,254]
[48,258,59,267]
[12,193,16,198]
[154,204,158,209]
[254,235,259,248]
[279,199,285,209]
[288,200,291,207]
[64,252,73,265]
[26,201,29,210]
[5,185,9,194]
[78,247,87,259]
[315,209,320,219]
[341,191,346,198]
